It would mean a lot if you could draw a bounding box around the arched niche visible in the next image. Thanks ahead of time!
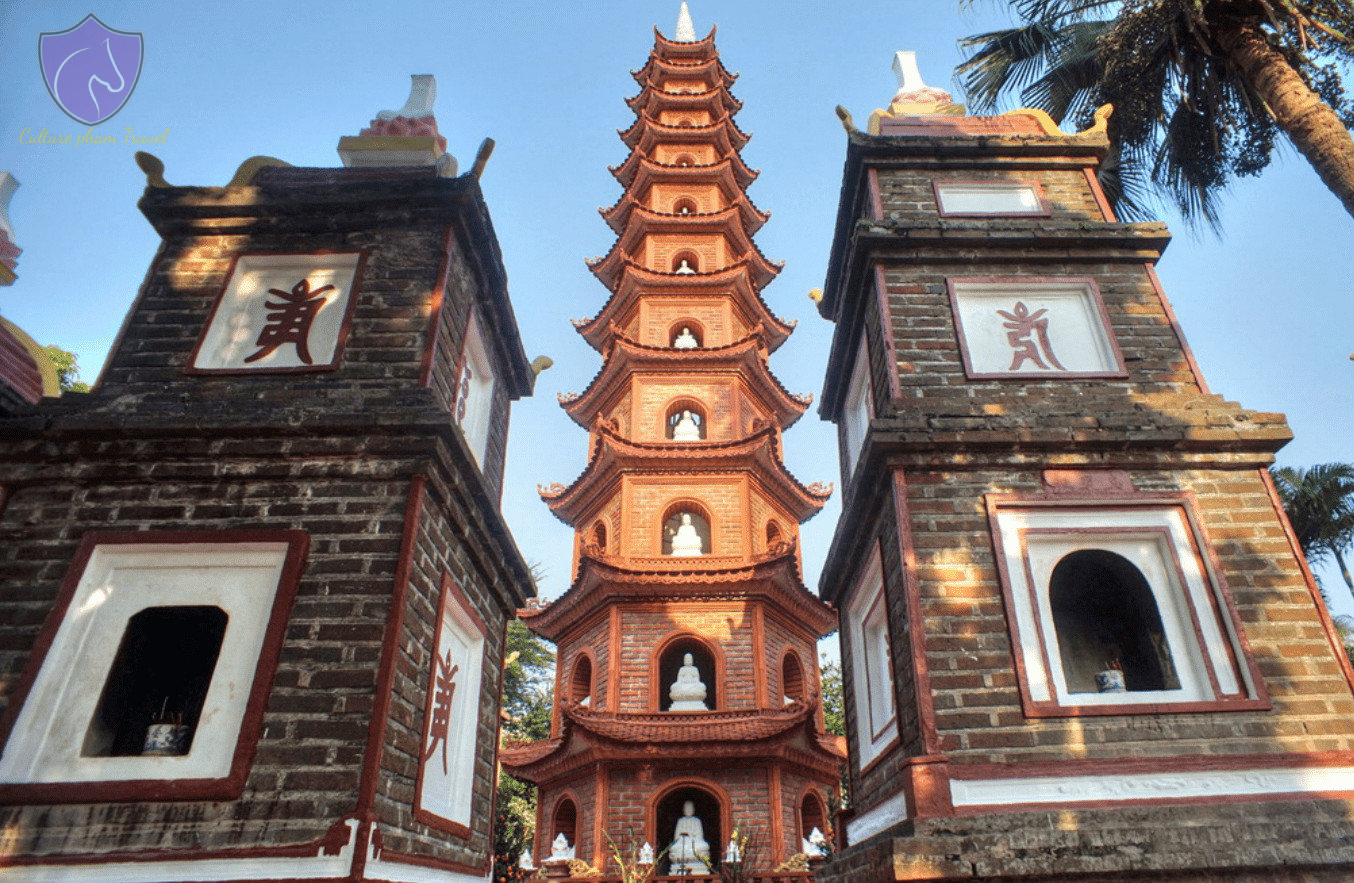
[781,650,805,704]
[665,401,707,441]
[651,782,727,875]
[1049,549,1181,694]
[653,634,719,711]
[673,153,696,167]
[799,788,828,842]
[674,117,696,128]
[672,196,699,216]
[589,520,608,553]
[765,519,784,549]
[671,250,700,274]
[569,654,594,707]
[669,321,704,349]
[550,794,579,855]
[661,504,711,556]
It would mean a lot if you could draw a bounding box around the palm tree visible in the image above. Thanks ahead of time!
[1270,463,1354,595]
[957,0,1354,227]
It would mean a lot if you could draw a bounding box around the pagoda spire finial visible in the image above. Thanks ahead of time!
[674,2,697,42]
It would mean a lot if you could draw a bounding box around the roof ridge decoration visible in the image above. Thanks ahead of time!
[338,74,456,173]
[674,1,697,42]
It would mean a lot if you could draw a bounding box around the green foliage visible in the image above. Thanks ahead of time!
[493,770,538,882]
[818,656,845,737]
[1271,463,1354,595]
[957,0,1354,227]
[44,344,89,393]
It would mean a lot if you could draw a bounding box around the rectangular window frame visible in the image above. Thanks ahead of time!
[933,179,1051,217]
[845,541,898,769]
[947,276,1128,380]
[986,494,1269,718]
[0,530,308,804]
[841,334,874,483]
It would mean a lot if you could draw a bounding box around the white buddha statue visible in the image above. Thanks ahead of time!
[675,259,696,274]
[668,652,709,711]
[670,513,704,556]
[549,832,574,861]
[672,410,701,441]
[804,826,828,856]
[668,800,711,874]
[672,326,699,349]
[638,842,655,866]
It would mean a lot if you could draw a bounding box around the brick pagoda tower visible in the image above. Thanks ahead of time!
[813,54,1354,881]
[502,5,846,874]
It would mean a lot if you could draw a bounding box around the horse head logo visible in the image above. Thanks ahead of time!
[39,14,143,126]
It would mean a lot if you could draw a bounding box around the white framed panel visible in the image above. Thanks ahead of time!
[455,311,496,468]
[415,573,488,833]
[190,252,363,372]
[845,543,897,767]
[948,277,1126,379]
[0,541,293,786]
[841,335,873,481]
[935,180,1048,216]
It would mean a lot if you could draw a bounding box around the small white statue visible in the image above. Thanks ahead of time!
[519,848,536,870]
[804,826,828,856]
[668,800,711,874]
[672,410,701,441]
[668,652,709,711]
[550,832,574,861]
[672,326,699,349]
[725,835,742,864]
[670,513,704,556]
[639,842,655,865]
[675,259,696,274]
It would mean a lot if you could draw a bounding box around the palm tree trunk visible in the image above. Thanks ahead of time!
[1216,22,1354,220]
[1335,546,1354,593]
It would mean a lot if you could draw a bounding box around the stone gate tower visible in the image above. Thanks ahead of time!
[501,5,846,874]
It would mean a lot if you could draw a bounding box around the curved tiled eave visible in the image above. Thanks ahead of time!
[596,202,771,273]
[621,113,751,151]
[602,194,768,237]
[573,262,794,353]
[652,26,718,60]
[539,423,828,526]
[516,549,837,643]
[500,704,843,786]
[610,144,759,192]
[588,230,782,292]
[626,84,742,118]
[631,55,737,90]
[559,334,810,431]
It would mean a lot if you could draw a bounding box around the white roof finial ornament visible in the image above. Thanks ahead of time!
[377,74,437,121]
[892,51,927,93]
[674,2,697,42]
[866,50,963,131]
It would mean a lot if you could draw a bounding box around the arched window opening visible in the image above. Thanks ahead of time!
[781,652,805,704]
[671,251,699,274]
[590,521,608,553]
[658,637,717,711]
[766,520,784,549]
[669,323,703,349]
[662,507,710,556]
[551,797,578,857]
[570,656,593,707]
[655,786,722,875]
[665,403,706,441]
[675,117,696,128]
[800,790,828,844]
[674,154,696,167]
[1049,549,1181,694]
[673,197,698,216]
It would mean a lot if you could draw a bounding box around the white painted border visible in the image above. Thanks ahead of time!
[951,766,1354,807]
[844,545,897,769]
[845,791,909,846]
[935,181,1043,215]
[841,333,872,481]
[367,839,491,883]
[0,819,358,882]
[456,312,495,468]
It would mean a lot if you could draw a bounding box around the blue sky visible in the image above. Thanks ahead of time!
[2,1,1351,631]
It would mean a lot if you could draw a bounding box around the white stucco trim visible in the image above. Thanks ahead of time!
[950,765,1354,808]
[844,544,897,770]
[845,791,909,845]
[0,819,358,882]
[366,839,491,883]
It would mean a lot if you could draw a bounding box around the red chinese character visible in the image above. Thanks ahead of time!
[244,278,335,365]
[423,651,459,774]
[997,301,1066,371]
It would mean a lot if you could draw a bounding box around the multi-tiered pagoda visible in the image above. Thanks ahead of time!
[502,5,845,874]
